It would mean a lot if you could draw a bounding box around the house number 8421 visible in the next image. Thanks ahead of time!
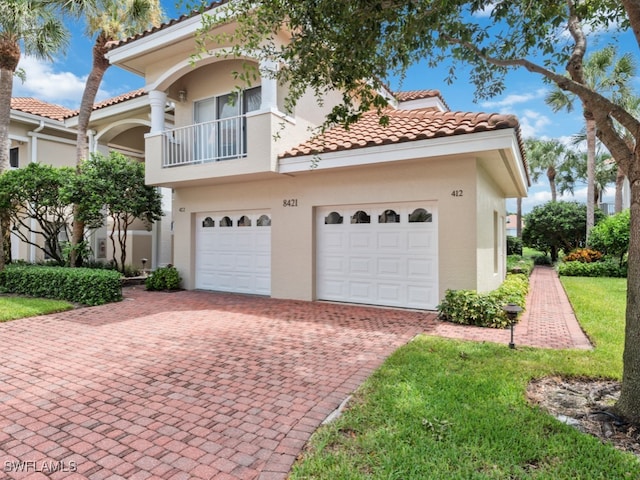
[283,199,298,207]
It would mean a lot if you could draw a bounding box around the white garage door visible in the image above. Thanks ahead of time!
[317,203,438,310]
[196,211,271,295]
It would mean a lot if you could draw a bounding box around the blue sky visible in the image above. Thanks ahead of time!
[11,2,638,214]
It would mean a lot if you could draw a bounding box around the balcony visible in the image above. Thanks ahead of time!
[145,110,294,188]
[162,115,247,167]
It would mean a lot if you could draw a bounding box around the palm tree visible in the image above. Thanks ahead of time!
[525,138,577,202]
[56,0,163,265]
[0,0,68,269]
[546,46,636,242]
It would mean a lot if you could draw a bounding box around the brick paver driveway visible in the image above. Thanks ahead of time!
[0,288,434,480]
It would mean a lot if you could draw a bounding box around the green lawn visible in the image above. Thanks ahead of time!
[291,276,638,479]
[0,296,74,322]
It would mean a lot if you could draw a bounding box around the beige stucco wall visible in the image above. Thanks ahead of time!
[172,155,483,304]
[476,164,507,292]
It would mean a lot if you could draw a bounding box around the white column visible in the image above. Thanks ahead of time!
[259,59,278,111]
[149,90,167,134]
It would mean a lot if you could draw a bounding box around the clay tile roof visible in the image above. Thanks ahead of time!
[61,89,147,119]
[108,0,230,50]
[394,90,450,110]
[11,98,75,121]
[90,88,146,111]
[281,108,522,159]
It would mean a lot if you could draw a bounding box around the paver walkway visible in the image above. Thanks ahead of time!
[432,266,592,350]
[0,266,590,480]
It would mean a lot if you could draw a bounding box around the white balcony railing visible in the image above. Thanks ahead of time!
[162,115,247,167]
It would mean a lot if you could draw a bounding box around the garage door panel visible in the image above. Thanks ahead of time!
[408,230,435,249]
[349,231,373,249]
[377,257,403,276]
[323,231,345,249]
[348,282,374,300]
[407,258,435,278]
[377,283,402,303]
[317,203,438,310]
[323,256,347,274]
[196,211,271,295]
[349,257,374,275]
[407,285,437,309]
[377,232,404,249]
[254,253,271,271]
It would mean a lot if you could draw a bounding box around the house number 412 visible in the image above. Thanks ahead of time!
[451,190,463,197]
[283,199,298,207]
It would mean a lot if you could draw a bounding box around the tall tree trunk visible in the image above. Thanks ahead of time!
[0,66,16,271]
[585,116,596,244]
[70,38,110,267]
[516,197,522,238]
[615,146,640,422]
[548,167,557,202]
[615,167,625,213]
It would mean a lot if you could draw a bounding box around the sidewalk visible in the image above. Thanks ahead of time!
[431,266,592,350]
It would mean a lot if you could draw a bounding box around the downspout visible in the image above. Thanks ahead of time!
[28,121,45,262]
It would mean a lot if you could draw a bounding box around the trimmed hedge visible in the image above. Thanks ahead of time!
[558,259,627,278]
[145,265,182,291]
[0,265,122,305]
[437,273,529,328]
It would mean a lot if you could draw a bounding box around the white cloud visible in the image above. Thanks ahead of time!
[481,88,547,109]
[517,110,552,138]
[12,56,112,109]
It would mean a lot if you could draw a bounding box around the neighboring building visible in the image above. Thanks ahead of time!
[9,93,170,270]
[505,214,524,237]
[9,98,77,262]
[103,4,529,310]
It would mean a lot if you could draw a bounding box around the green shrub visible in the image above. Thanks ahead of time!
[145,265,182,291]
[437,273,528,328]
[506,235,523,256]
[0,265,122,305]
[558,259,627,278]
[533,254,553,265]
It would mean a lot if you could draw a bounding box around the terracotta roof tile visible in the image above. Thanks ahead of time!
[11,98,75,121]
[60,89,147,118]
[394,90,450,110]
[281,108,522,159]
[90,88,146,111]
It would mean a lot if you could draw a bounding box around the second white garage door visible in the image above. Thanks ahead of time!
[195,211,271,295]
[317,203,438,310]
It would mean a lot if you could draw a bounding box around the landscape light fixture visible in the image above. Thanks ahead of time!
[502,303,522,349]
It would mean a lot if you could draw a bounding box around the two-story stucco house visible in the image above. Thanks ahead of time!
[105,4,529,310]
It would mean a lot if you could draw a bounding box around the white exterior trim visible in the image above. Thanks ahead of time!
[279,129,521,171]
[105,5,235,74]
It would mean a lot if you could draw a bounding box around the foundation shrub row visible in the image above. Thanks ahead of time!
[0,265,122,305]
[437,273,529,329]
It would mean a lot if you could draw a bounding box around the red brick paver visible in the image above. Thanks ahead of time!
[0,290,432,480]
[433,266,592,350]
[0,267,589,479]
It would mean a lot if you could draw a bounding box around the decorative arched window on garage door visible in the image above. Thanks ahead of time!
[238,215,252,226]
[257,214,271,226]
[202,216,215,227]
[220,216,232,227]
[325,212,343,224]
[379,209,399,223]
[351,210,371,224]
[408,208,433,223]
